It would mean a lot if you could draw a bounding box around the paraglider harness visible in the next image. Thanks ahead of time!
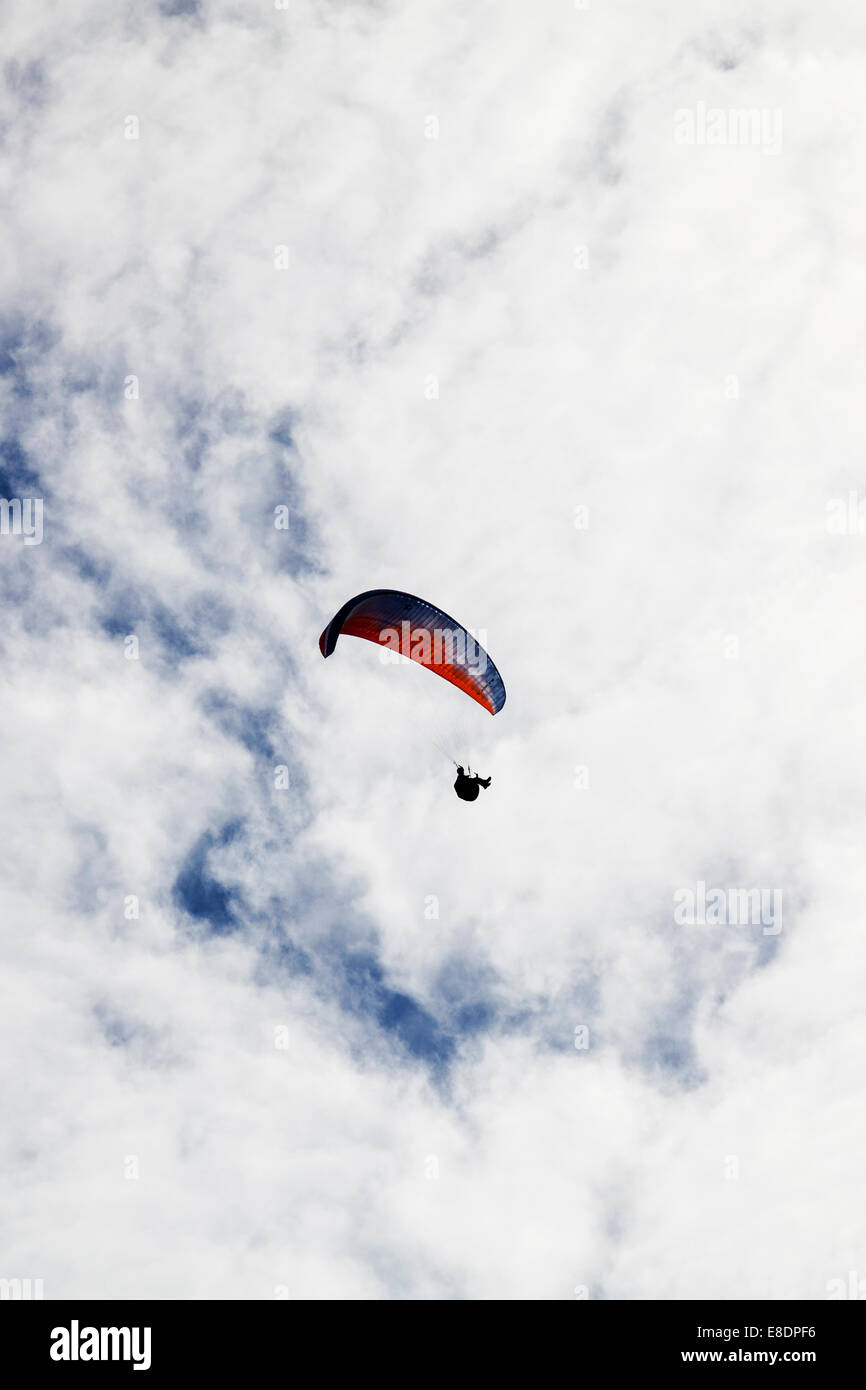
[453,766,492,802]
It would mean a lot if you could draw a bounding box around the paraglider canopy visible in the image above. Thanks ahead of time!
[319,588,506,715]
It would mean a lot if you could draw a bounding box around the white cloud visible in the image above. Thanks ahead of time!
[1,0,864,1299]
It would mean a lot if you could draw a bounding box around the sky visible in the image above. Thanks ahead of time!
[1,0,865,1301]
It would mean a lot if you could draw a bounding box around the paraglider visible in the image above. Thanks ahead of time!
[319,588,505,797]
[453,767,492,802]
